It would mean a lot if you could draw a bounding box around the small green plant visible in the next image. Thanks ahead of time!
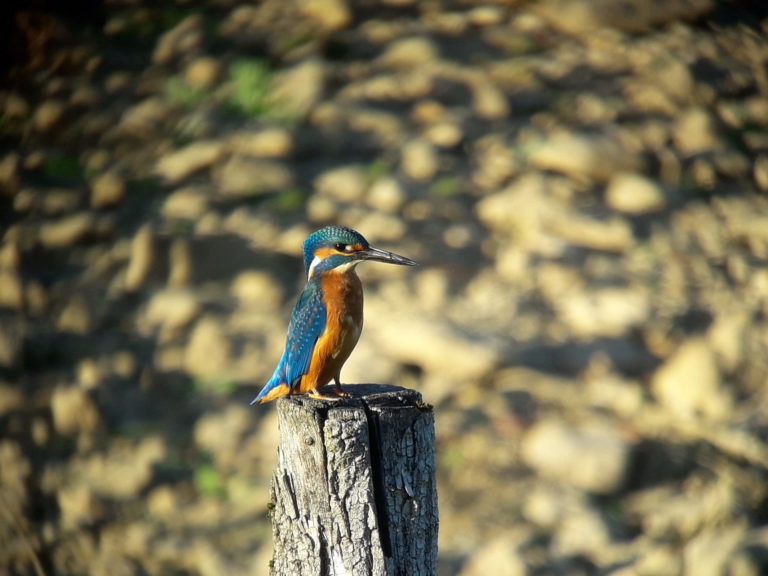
[267,188,306,212]
[195,464,227,499]
[192,377,237,397]
[366,159,391,183]
[42,154,84,181]
[228,59,276,118]
[429,176,461,197]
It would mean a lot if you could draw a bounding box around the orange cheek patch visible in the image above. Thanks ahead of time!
[314,247,334,259]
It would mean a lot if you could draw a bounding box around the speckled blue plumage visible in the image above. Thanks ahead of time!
[253,279,327,402]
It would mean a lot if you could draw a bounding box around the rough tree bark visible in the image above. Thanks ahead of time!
[268,384,438,576]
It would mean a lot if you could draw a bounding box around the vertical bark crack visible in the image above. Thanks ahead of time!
[360,397,393,558]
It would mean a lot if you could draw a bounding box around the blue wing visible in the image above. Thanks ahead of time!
[251,281,327,403]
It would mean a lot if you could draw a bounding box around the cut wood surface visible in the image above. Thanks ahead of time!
[269,385,438,576]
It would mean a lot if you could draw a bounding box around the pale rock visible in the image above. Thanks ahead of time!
[156,141,224,183]
[77,358,103,390]
[652,57,695,104]
[194,405,252,469]
[90,171,126,209]
[231,271,282,309]
[0,440,30,500]
[0,153,20,195]
[354,212,406,242]
[315,165,369,202]
[629,546,683,576]
[459,533,528,576]
[83,437,166,498]
[684,526,746,576]
[124,224,155,292]
[271,59,325,118]
[708,309,748,372]
[606,172,665,214]
[147,485,180,521]
[673,107,722,156]
[103,74,132,98]
[168,238,192,287]
[306,195,339,222]
[443,224,472,248]
[536,0,714,35]
[185,317,231,379]
[13,189,35,213]
[38,213,94,248]
[0,384,23,417]
[468,6,504,26]
[163,186,211,220]
[627,478,737,539]
[70,85,100,109]
[521,419,630,494]
[57,295,98,334]
[754,154,768,191]
[3,93,30,119]
[471,78,509,119]
[41,188,81,215]
[378,37,439,67]
[367,305,498,382]
[0,240,20,270]
[341,339,398,388]
[651,338,729,420]
[557,287,649,337]
[229,128,292,158]
[552,211,633,252]
[25,281,49,316]
[58,485,102,528]
[33,100,66,133]
[0,271,23,309]
[152,15,203,65]
[184,56,221,90]
[301,0,350,32]
[425,122,463,148]
[118,97,172,137]
[215,156,292,197]
[51,386,101,436]
[553,505,611,558]
[476,174,552,244]
[523,486,567,528]
[367,177,406,213]
[529,131,640,183]
[143,289,200,332]
[401,138,438,182]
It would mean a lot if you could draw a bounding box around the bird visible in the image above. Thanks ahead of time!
[251,225,416,404]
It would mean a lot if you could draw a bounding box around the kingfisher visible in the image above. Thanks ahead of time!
[251,226,416,404]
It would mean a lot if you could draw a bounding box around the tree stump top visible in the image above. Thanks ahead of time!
[277,384,427,412]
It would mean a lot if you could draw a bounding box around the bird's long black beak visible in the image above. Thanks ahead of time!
[355,246,417,266]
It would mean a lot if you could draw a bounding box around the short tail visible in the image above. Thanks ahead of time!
[250,369,291,405]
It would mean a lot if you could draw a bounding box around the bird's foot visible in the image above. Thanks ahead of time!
[307,388,345,401]
[332,384,352,398]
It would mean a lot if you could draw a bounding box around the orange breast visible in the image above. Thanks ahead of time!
[297,270,364,393]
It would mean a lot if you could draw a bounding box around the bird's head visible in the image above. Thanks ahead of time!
[303,226,416,279]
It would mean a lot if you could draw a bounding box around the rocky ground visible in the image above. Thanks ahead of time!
[2,0,768,575]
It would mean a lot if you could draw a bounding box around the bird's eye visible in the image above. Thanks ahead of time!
[334,243,353,252]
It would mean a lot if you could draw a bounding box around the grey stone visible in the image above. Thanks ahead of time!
[522,419,630,494]
[90,171,126,209]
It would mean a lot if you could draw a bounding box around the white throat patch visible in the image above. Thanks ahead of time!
[308,256,359,280]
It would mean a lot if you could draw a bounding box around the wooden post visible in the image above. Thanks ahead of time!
[268,384,438,576]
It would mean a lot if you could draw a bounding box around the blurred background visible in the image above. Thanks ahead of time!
[2,0,768,575]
